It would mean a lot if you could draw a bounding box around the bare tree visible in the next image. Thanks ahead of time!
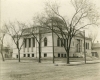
[0,31,6,61]
[31,27,42,63]
[39,0,99,64]
[88,30,98,49]
[27,19,49,63]
[4,21,26,62]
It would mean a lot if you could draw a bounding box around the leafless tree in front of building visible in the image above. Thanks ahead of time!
[88,30,98,49]
[39,0,99,64]
[0,27,7,61]
[4,21,27,62]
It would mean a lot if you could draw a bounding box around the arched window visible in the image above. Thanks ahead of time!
[44,37,47,46]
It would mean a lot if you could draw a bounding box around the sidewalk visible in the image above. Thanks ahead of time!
[54,60,100,66]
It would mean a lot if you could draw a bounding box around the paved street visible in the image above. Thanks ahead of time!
[0,60,100,80]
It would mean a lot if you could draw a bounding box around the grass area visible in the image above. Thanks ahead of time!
[0,60,100,80]
[5,56,98,62]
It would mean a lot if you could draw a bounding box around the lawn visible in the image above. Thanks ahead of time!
[0,60,100,80]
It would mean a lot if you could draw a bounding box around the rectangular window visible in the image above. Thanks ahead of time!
[61,54,63,57]
[29,38,31,47]
[64,54,66,57]
[44,37,47,46]
[16,55,18,58]
[92,53,94,56]
[23,54,26,57]
[58,53,60,57]
[28,54,30,57]
[32,54,34,57]
[44,53,47,57]
[86,42,87,49]
[33,38,35,47]
[64,39,66,47]
[24,38,27,48]
[61,39,63,47]
[57,38,60,47]
[57,38,59,46]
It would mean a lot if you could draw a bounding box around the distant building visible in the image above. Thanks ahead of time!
[92,41,100,58]
[12,26,92,59]
[0,32,13,59]
[2,47,13,58]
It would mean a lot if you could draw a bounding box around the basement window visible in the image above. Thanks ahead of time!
[44,53,47,57]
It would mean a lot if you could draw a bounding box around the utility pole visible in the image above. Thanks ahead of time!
[84,30,86,64]
[52,20,55,63]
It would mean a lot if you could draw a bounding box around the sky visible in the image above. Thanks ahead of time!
[1,0,100,44]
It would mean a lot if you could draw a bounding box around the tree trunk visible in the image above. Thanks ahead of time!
[67,50,70,64]
[52,23,54,63]
[38,28,41,63]
[1,51,5,61]
[18,50,20,62]
[38,42,41,63]
[0,41,5,61]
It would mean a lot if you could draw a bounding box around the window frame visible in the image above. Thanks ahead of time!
[23,54,26,57]
[57,38,60,47]
[58,53,60,57]
[24,38,27,48]
[44,37,47,46]
[44,53,47,57]
[29,38,31,47]
[27,54,30,57]
[32,54,34,57]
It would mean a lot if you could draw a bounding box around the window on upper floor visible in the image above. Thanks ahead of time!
[29,38,31,47]
[57,38,60,47]
[33,38,35,47]
[61,38,63,47]
[64,39,66,47]
[24,38,27,48]
[86,42,89,49]
[44,37,47,46]
[86,42,88,49]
